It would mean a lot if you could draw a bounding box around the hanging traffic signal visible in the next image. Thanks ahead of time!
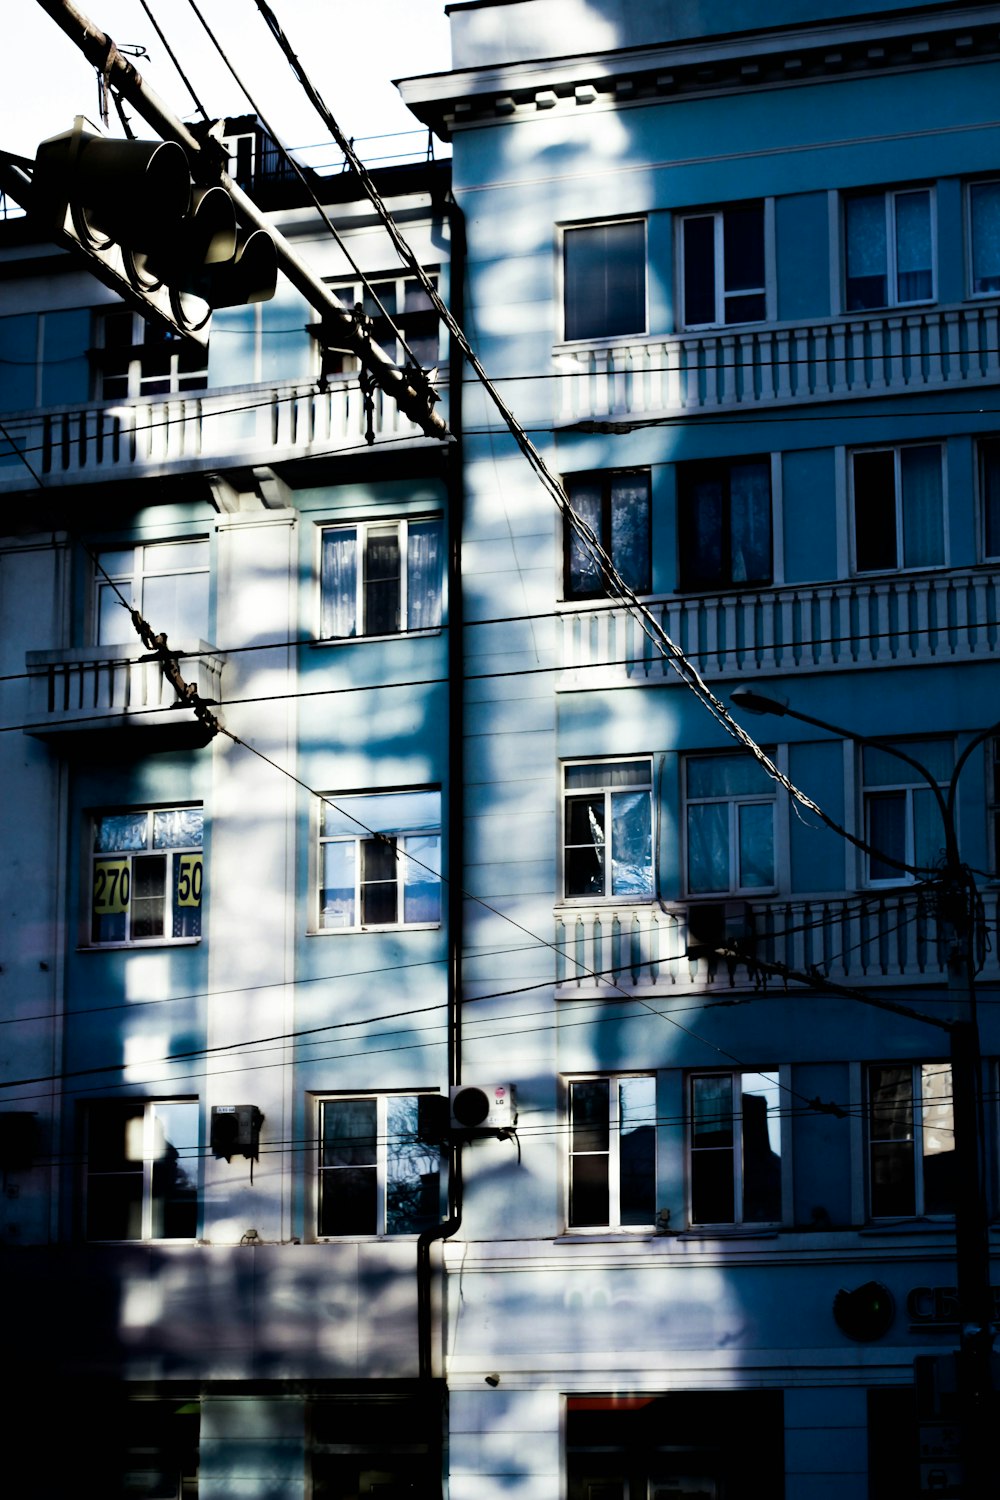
[31,117,277,344]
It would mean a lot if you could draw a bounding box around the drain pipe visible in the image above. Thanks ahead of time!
[417,188,467,1385]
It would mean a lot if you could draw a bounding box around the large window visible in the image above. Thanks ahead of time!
[689,1071,782,1226]
[317,1095,442,1236]
[122,1398,199,1500]
[318,789,441,930]
[310,1394,438,1497]
[677,457,772,591]
[93,538,210,648]
[990,737,1000,877]
[563,220,646,342]
[861,739,951,885]
[679,202,766,328]
[90,807,203,946]
[321,273,439,375]
[84,1099,198,1241]
[685,753,775,895]
[852,444,945,573]
[563,760,653,901]
[845,187,934,311]
[564,470,651,599]
[95,308,208,400]
[567,1076,656,1229]
[320,517,443,638]
[980,438,1000,560]
[868,1063,954,1218]
[969,179,1000,295]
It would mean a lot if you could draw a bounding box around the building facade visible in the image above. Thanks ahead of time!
[399,2,1000,1496]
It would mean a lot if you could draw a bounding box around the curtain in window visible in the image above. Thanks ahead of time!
[729,461,771,583]
[846,194,887,310]
[407,519,443,630]
[610,790,652,897]
[900,445,943,567]
[895,190,933,303]
[321,528,358,638]
[610,475,651,591]
[566,482,603,595]
[971,182,1000,293]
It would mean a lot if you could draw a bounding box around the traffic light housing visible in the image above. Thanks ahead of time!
[31,117,277,344]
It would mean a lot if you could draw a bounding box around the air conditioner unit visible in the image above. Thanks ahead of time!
[210,1104,263,1162]
[449,1084,517,1131]
[685,900,754,958]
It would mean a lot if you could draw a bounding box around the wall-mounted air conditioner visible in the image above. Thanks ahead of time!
[449,1084,517,1131]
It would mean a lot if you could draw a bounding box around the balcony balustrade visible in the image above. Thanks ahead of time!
[0,376,430,491]
[556,302,1000,422]
[554,889,1000,996]
[24,641,224,739]
[559,568,999,687]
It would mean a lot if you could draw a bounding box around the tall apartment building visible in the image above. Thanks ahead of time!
[397,1,1000,1495]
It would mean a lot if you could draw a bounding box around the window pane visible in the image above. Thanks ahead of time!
[729,461,772,583]
[982,440,1000,557]
[863,739,953,787]
[895,190,932,302]
[150,1101,198,1239]
[364,525,401,635]
[609,790,652,897]
[153,808,203,849]
[323,1099,378,1167]
[570,1151,610,1226]
[360,836,398,925]
[565,795,606,897]
[321,840,356,928]
[899,445,943,568]
[386,1096,440,1233]
[566,482,604,596]
[323,789,438,838]
[920,1064,955,1215]
[680,473,724,586]
[971,181,1000,293]
[870,1139,915,1216]
[867,791,906,881]
[143,570,209,645]
[846,194,887,310]
[403,832,441,923]
[682,215,716,326]
[319,1166,377,1235]
[687,801,730,893]
[321,527,358,638]
[691,1145,734,1224]
[912,786,945,872]
[570,1080,611,1225]
[406,519,443,630]
[131,854,166,939]
[619,1077,656,1226]
[571,1080,610,1153]
[741,1073,781,1222]
[565,761,649,791]
[688,753,772,800]
[692,1076,733,1149]
[564,221,645,341]
[609,474,651,593]
[723,203,765,321]
[96,811,148,853]
[87,1172,144,1240]
[738,802,774,889]
[854,450,898,571]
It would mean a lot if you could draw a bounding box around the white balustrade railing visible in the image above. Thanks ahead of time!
[559,569,999,685]
[0,376,429,489]
[24,642,224,735]
[555,890,999,994]
[556,303,1000,420]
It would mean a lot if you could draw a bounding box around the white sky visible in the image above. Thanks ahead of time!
[2,0,452,169]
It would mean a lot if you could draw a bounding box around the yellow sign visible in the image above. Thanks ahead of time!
[177,854,203,908]
[93,859,130,914]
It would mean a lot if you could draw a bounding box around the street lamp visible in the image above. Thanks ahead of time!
[730,684,998,1491]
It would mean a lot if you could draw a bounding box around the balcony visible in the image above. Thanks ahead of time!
[0,376,431,492]
[555,889,1000,996]
[555,302,1000,423]
[24,641,224,746]
[559,568,1000,687]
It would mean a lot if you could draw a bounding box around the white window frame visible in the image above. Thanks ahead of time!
[318,515,444,640]
[93,307,208,401]
[83,1098,199,1242]
[843,185,936,312]
[316,788,442,932]
[867,1061,954,1220]
[561,757,655,903]
[859,739,952,888]
[683,752,777,897]
[850,442,946,575]
[677,201,769,330]
[566,1074,657,1232]
[313,1092,443,1239]
[89,806,204,947]
[91,537,210,648]
[688,1069,787,1229]
[967,178,1000,298]
[562,468,652,600]
[321,272,440,374]
[560,217,648,344]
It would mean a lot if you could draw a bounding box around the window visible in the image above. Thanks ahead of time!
[990,737,1000,876]
[563,760,653,900]
[845,187,934,310]
[980,438,1000,560]
[868,1063,954,1218]
[95,308,208,400]
[563,220,646,342]
[689,1071,782,1226]
[310,1394,438,1497]
[685,753,775,895]
[567,1076,656,1229]
[320,517,443,638]
[321,274,439,374]
[317,1094,442,1235]
[969,179,1000,295]
[90,807,204,945]
[84,1099,198,1241]
[680,202,766,327]
[93,538,210,647]
[318,789,441,930]
[564,470,651,599]
[861,739,951,885]
[852,444,945,572]
[122,1398,199,1499]
[677,457,772,591]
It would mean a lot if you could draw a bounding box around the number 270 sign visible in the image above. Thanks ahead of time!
[93,855,203,913]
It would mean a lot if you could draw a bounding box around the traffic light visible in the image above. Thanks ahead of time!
[31,117,277,345]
